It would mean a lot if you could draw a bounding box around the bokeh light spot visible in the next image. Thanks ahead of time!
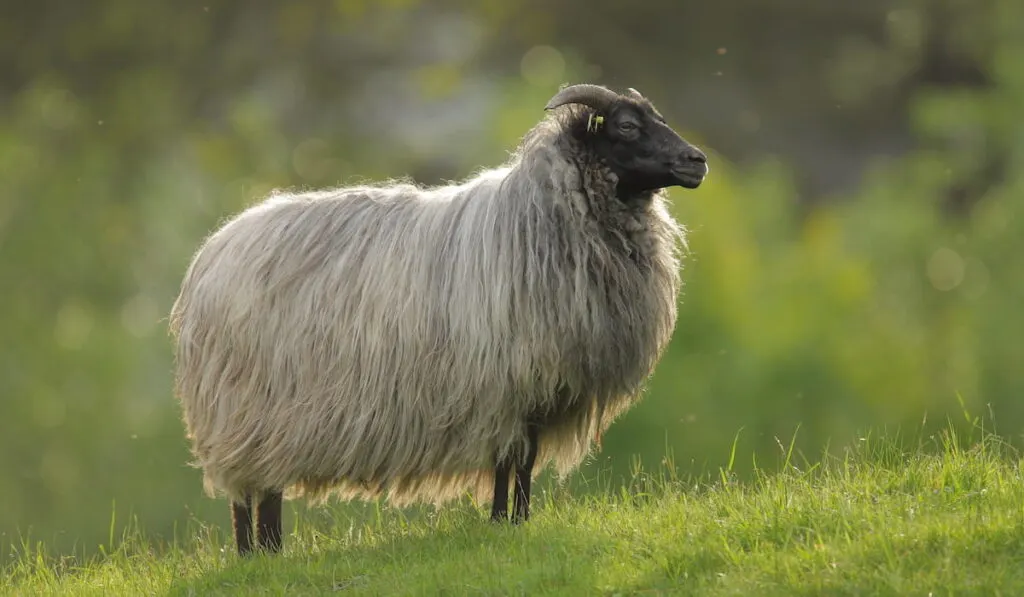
[927,247,965,291]
[520,45,566,87]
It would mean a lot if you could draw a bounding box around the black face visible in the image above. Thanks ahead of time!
[588,101,708,196]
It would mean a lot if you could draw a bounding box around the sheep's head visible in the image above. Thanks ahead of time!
[545,84,708,196]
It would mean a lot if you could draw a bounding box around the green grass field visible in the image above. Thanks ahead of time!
[4,425,1024,596]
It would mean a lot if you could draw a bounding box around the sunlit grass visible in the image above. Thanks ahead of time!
[4,422,1024,596]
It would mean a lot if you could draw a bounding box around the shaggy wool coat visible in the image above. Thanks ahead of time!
[169,108,685,505]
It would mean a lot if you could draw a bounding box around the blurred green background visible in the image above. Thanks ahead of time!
[2,0,1023,558]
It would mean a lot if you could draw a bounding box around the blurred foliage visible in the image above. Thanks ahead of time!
[1,0,1022,558]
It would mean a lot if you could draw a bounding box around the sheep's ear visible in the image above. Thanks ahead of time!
[544,84,619,112]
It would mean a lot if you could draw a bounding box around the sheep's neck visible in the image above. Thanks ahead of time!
[615,184,657,204]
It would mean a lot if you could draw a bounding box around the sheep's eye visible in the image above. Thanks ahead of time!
[618,121,638,132]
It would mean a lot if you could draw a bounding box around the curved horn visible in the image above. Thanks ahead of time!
[544,84,620,112]
[626,87,645,100]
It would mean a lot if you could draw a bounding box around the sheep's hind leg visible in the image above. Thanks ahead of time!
[256,490,284,553]
[231,495,254,556]
[490,457,512,522]
[513,423,539,524]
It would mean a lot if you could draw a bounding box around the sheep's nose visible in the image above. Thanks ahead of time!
[684,146,707,164]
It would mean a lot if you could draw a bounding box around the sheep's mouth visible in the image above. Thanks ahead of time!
[672,165,707,189]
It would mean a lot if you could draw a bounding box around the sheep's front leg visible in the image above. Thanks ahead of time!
[256,490,284,553]
[513,423,539,524]
[231,494,254,556]
[490,458,512,522]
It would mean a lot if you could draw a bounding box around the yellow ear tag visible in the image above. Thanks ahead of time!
[587,114,605,133]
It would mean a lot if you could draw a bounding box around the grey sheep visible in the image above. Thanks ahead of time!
[169,83,708,555]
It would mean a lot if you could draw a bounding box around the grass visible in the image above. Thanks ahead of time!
[4,424,1024,596]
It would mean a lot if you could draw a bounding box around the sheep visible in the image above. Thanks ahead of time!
[168,83,708,556]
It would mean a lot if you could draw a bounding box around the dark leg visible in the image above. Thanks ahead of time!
[256,490,284,553]
[490,458,511,522]
[513,423,540,524]
[231,495,254,556]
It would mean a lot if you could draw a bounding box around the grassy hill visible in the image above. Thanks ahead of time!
[4,426,1024,596]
